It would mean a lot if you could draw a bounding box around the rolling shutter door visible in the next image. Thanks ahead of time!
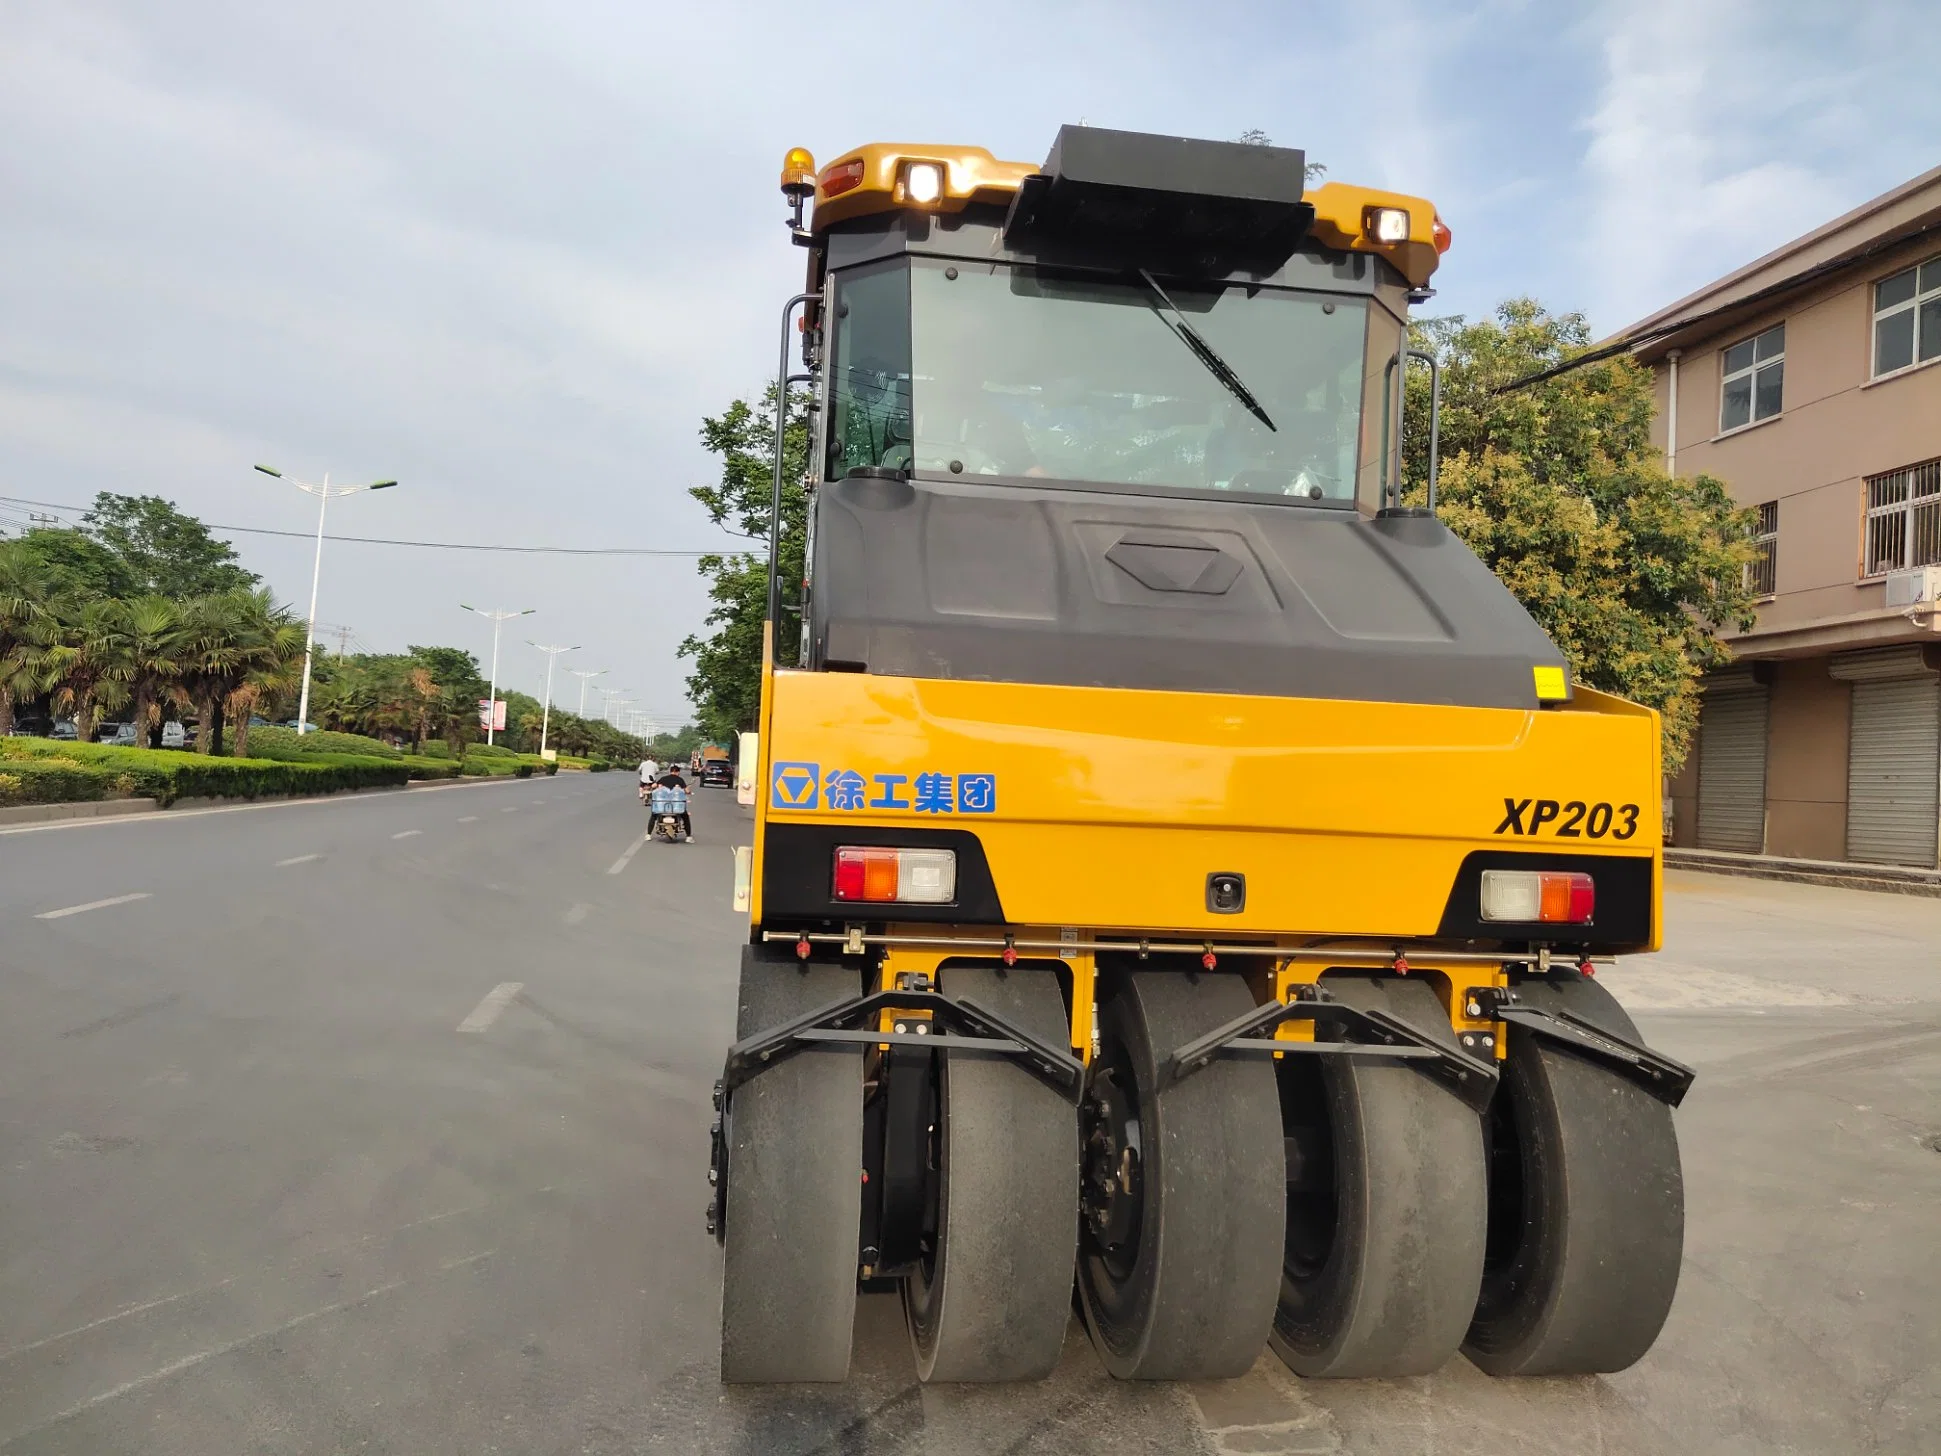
[1835,647,1940,867]
[1695,678,1768,853]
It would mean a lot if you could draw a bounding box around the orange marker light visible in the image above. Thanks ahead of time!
[1432,213,1453,254]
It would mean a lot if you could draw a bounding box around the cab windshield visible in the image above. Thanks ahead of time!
[826,257,1381,503]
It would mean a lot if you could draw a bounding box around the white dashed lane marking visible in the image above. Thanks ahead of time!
[391,830,422,840]
[605,835,647,877]
[457,982,524,1034]
[276,854,320,867]
[35,893,152,921]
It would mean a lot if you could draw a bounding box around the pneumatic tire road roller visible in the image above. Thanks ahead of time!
[706,125,1693,1386]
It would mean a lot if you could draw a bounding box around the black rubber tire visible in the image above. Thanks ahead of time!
[905,966,1079,1382]
[1463,973,1684,1377]
[719,947,864,1383]
[1269,975,1488,1378]
[1078,970,1284,1380]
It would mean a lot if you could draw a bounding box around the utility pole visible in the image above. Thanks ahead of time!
[528,642,577,757]
[460,604,534,745]
[254,464,397,733]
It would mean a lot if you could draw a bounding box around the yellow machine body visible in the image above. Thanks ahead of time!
[753,670,1659,941]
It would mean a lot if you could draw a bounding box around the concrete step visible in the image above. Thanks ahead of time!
[1665,846,1941,898]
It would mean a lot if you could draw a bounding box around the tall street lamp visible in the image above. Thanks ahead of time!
[254,464,396,735]
[568,667,607,719]
[528,642,577,757]
[460,604,534,745]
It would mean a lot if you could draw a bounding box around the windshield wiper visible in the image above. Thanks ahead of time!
[1138,269,1277,433]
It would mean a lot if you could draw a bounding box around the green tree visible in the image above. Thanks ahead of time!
[680,383,811,738]
[39,598,134,743]
[1403,301,1759,772]
[116,596,188,747]
[177,589,303,755]
[0,543,55,735]
[82,493,259,598]
[8,527,133,600]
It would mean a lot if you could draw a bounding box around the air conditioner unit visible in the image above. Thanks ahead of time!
[1883,565,1941,608]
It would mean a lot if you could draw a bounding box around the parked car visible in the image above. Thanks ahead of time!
[8,716,53,737]
[96,722,140,747]
[49,721,78,741]
[700,757,734,788]
[161,721,189,750]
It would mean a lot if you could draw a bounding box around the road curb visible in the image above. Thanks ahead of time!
[1665,847,1941,898]
[0,798,162,827]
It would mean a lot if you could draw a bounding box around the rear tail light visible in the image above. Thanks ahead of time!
[833,847,957,905]
[1479,870,1594,924]
[820,158,866,198]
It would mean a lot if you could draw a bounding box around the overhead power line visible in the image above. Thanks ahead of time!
[0,493,755,557]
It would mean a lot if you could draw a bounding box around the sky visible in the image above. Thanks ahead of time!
[2,0,1935,727]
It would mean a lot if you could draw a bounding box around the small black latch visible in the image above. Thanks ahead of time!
[1206,873,1246,914]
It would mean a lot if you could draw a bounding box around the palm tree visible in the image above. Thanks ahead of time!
[117,596,188,748]
[41,598,133,743]
[178,589,304,755]
[0,544,52,736]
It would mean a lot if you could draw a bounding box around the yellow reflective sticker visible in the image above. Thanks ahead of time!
[1532,665,1569,701]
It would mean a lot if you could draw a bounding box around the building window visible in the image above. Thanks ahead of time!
[1746,500,1778,596]
[1873,256,1941,377]
[1864,458,1941,576]
[1720,323,1783,432]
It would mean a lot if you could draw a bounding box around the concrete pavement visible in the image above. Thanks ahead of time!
[0,780,1935,1453]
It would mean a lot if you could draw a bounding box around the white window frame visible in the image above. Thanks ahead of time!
[1871,254,1941,380]
[1863,458,1941,577]
[1746,500,1777,597]
[1718,323,1784,434]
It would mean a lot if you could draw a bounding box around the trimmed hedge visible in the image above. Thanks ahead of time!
[397,755,463,780]
[0,736,407,805]
[244,725,403,760]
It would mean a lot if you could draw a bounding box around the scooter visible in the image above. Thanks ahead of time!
[648,784,690,844]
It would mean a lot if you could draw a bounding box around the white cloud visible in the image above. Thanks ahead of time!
[1581,0,1927,332]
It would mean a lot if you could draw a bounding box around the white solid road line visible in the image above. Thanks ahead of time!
[606,834,648,876]
[0,777,523,838]
[276,854,321,867]
[391,829,422,839]
[35,893,153,920]
[457,981,525,1034]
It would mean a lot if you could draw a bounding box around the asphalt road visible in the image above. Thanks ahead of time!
[0,777,1936,1454]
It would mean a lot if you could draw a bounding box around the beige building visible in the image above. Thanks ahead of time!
[1616,166,1941,867]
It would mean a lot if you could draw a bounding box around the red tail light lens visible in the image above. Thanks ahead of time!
[820,159,866,198]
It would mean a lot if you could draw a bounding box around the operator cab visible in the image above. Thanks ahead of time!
[774,128,1565,713]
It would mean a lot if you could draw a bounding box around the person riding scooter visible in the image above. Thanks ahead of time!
[650,767,692,842]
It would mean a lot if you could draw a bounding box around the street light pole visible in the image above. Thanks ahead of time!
[254,464,397,735]
[460,604,534,745]
[568,667,607,719]
[528,643,577,757]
